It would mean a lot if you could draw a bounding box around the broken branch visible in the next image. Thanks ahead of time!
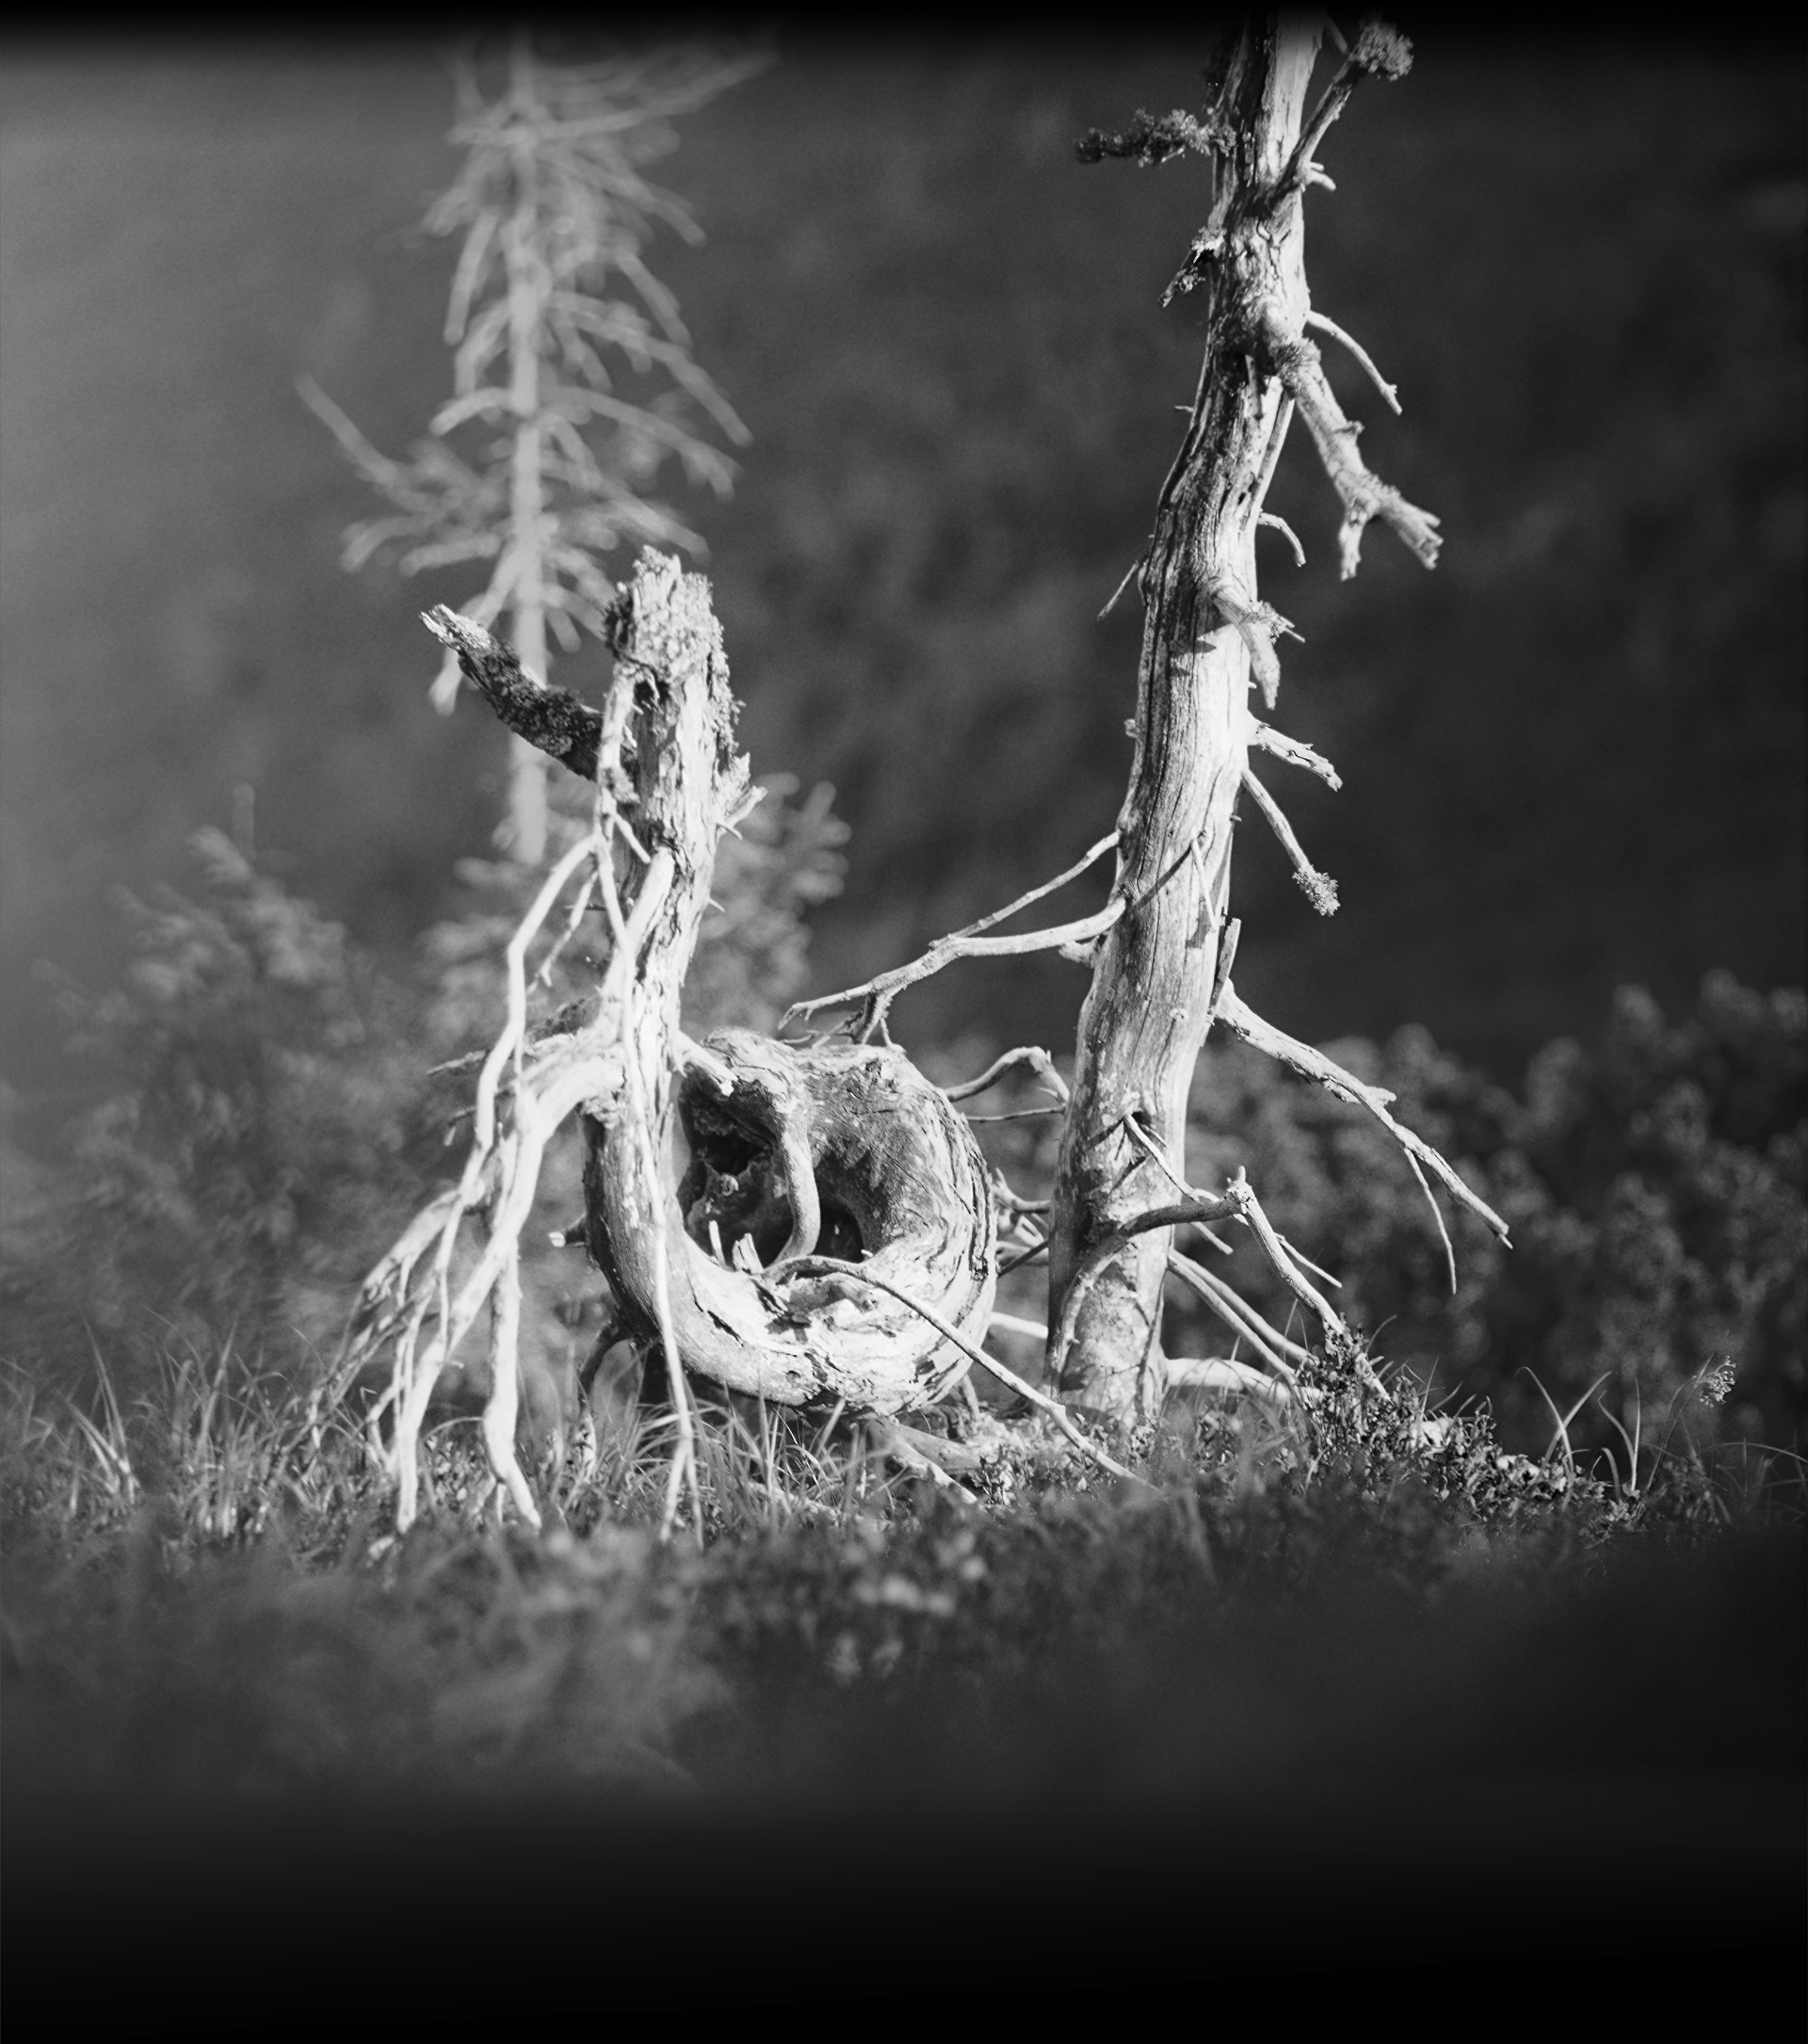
[1259,511,1307,565]
[786,898,1123,1039]
[1120,1116,1233,1253]
[1305,308,1401,415]
[785,836,1120,1038]
[1224,1168,1345,1344]
[1166,1247,1309,1380]
[1250,718,1342,790]
[1267,337,1442,577]
[1215,982,1510,1249]
[944,1044,1072,1106]
[1205,578,1297,710]
[422,604,605,780]
[1240,764,1339,915]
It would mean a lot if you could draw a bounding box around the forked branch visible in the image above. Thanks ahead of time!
[1277,18,1414,201]
[1267,335,1442,577]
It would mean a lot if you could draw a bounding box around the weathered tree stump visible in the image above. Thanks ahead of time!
[339,550,996,1527]
[589,1026,994,1412]
[572,555,995,1413]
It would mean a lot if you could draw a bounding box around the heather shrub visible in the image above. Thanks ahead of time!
[1175,974,1804,1457]
[1477,974,1805,1453]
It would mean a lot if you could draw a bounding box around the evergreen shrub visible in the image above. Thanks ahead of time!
[0,776,847,1402]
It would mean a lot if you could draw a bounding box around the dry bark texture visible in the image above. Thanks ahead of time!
[573,564,995,1411]
[1048,16,1449,1420]
[1048,26,1319,1419]
[338,17,1508,1525]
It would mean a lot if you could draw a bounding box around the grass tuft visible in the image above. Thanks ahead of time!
[4,1325,1800,1823]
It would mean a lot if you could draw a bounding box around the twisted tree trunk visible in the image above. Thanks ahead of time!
[575,563,995,1410]
[588,1026,994,1411]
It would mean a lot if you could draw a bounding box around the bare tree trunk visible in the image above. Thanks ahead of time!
[504,26,552,868]
[1047,22,1320,1420]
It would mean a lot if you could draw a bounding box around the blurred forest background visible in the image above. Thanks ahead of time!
[5,40,1805,1920]
[3,28,1800,1101]
[0,29,1803,1456]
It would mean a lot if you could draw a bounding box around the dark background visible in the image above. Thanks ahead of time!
[2,26,1802,1121]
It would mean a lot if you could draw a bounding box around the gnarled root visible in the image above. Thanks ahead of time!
[584,1027,997,1418]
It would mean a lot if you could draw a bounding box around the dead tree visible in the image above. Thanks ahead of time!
[793,14,1506,1422]
[332,554,1123,1533]
[333,15,1511,1530]
[1036,14,1515,1418]
[302,34,760,869]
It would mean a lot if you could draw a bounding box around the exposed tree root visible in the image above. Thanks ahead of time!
[330,555,1001,1532]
